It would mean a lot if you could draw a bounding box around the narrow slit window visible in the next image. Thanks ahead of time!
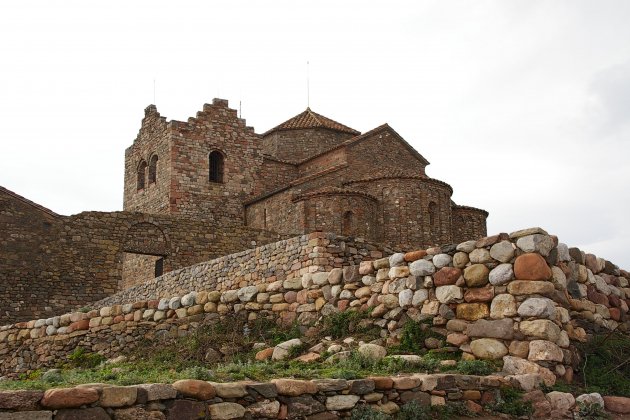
[209,151,224,183]
[154,257,164,277]
[342,210,354,236]
[148,155,158,184]
[428,201,438,227]
[137,160,147,190]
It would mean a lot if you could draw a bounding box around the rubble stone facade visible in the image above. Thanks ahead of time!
[124,98,488,248]
[1,98,487,324]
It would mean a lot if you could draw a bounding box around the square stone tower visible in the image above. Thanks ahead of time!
[123,99,263,223]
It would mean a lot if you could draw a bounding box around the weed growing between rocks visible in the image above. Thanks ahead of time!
[350,401,474,420]
[0,313,499,390]
[578,330,630,397]
[575,400,610,420]
[66,347,105,368]
[320,309,379,340]
[489,386,533,417]
[389,318,442,355]
[455,360,497,376]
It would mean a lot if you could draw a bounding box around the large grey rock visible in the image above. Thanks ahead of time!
[358,343,387,361]
[551,267,567,290]
[490,241,515,263]
[433,254,452,269]
[181,292,196,307]
[556,243,571,262]
[246,400,280,418]
[519,320,561,342]
[466,318,514,339]
[326,395,360,410]
[489,263,514,285]
[456,240,476,253]
[516,234,555,257]
[237,286,259,302]
[398,289,413,307]
[575,393,604,409]
[490,294,517,319]
[509,227,549,239]
[469,248,492,264]
[528,340,563,362]
[517,297,556,319]
[272,338,303,361]
[470,338,508,359]
[412,289,429,306]
[409,259,435,277]
[208,402,246,419]
[435,285,462,303]
[389,253,405,267]
[502,356,556,386]
[546,391,575,413]
[168,297,181,309]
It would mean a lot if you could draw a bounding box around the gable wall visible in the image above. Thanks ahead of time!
[168,99,263,222]
[0,198,286,324]
[259,158,298,193]
[262,128,354,163]
[123,106,172,214]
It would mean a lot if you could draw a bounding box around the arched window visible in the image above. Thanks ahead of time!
[342,210,354,236]
[148,155,158,184]
[137,160,147,191]
[428,201,438,227]
[209,151,224,183]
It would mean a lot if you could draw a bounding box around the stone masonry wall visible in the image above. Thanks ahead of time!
[123,105,172,215]
[0,374,512,419]
[1,228,628,388]
[246,126,487,250]
[0,188,286,325]
[167,99,264,222]
[95,233,394,308]
[263,128,355,164]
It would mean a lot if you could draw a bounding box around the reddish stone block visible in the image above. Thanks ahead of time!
[464,285,494,303]
[404,250,427,262]
[514,253,552,280]
[434,267,462,286]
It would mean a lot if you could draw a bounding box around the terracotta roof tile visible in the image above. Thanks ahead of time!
[292,186,377,202]
[263,108,360,136]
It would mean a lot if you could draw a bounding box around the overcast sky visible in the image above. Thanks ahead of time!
[1,1,629,268]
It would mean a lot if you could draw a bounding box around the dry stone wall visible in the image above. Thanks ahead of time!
[0,374,514,419]
[1,228,628,390]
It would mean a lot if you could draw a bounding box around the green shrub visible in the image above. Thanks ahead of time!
[396,401,431,420]
[67,347,105,368]
[575,401,609,420]
[180,366,213,381]
[456,359,495,376]
[490,387,532,417]
[389,319,443,355]
[321,309,372,339]
[350,404,390,420]
[579,331,630,397]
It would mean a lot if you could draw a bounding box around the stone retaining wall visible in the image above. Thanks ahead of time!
[0,374,512,419]
[1,228,628,386]
[94,232,394,308]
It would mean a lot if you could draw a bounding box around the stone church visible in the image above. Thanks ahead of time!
[0,98,487,323]
[125,98,487,249]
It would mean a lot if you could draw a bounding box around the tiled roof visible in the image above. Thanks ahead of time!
[342,172,453,194]
[292,186,377,202]
[263,108,360,136]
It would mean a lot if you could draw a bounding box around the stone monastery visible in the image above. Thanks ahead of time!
[1,98,487,324]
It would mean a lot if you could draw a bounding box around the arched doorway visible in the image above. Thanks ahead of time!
[121,222,169,289]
